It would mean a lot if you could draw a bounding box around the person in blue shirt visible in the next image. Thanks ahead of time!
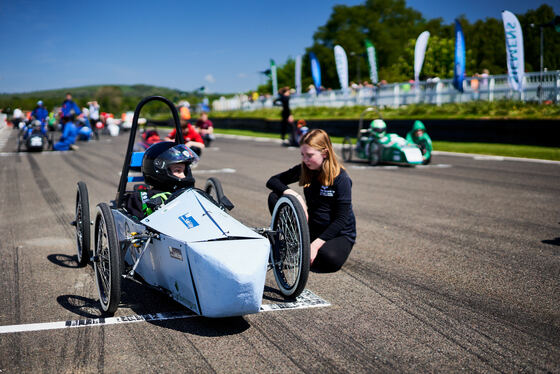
[60,93,81,129]
[53,119,78,151]
[266,129,356,272]
[30,100,49,135]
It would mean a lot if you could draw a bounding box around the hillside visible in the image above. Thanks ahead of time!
[0,84,221,115]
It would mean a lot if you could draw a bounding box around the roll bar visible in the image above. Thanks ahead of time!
[357,106,382,139]
[115,96,184,207]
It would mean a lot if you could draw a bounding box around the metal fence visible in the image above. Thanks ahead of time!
[212,71,560,112]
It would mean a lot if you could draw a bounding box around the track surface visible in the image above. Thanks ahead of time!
[1,127,559,373]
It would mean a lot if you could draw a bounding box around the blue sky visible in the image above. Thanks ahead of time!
[0,0,557,94]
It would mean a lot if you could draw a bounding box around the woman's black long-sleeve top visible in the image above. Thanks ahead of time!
[266,164,356,243]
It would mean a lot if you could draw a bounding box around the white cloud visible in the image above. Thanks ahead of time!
[237,73,248,79]
[204,74,215,83]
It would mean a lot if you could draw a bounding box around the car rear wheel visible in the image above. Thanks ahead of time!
[270,195,310,299]
[342,137,352,162]
[368,142,381,166]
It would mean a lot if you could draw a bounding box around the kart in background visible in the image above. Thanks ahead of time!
[16,120,53,152]
[73,96,310,318]
[342,107,423,166]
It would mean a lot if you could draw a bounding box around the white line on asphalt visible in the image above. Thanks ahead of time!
[432,151,560,165]
[192,168,236,174]
[0,151,70,156]
[0,289,330,334]
[349,164,451,170]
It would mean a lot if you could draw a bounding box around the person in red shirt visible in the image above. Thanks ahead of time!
[165,115,205,156]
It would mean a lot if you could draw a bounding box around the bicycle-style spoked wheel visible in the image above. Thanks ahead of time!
[75,181,91,267]
[93,203,122,315]
[270,195,310,299]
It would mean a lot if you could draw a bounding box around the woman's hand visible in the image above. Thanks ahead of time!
[283,189,308,220]
[310,238,325,264]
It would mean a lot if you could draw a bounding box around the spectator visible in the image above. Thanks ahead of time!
[60,93,81,128]
[165,111,205,156]
[195,112,215,146]
[273,86,292,142]
[11,108,24,129]
[471,73,480,100]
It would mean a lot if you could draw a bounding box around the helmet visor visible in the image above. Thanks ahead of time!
[153,144,199,171]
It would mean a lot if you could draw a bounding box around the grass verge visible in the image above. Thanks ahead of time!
[214,128,560,161]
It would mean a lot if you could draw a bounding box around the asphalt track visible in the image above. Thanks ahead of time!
[0,126,559,373]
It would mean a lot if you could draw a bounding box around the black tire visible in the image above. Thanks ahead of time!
[423,157,431,165]
[94,203,122,315]
[342,136,352,162]
[75,181,91,267]
[205,177,224,205]
[47,132,54,150]
[368,141,381,166]
[270,195,310,299]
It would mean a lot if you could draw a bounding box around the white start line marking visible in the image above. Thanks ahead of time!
[349,164,451,170]
[192,168,236,174]
[0,289,330,334]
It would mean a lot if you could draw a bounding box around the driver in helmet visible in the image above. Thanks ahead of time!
[124,141,199,220]
[31,100,48,135]
[406,120,432,164]
[369,119,386,139]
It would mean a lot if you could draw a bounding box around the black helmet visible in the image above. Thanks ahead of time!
[142,141,199,190]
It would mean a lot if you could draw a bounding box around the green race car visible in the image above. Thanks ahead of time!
[342,107,423,166]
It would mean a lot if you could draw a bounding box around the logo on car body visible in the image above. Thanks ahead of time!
[179,214,199,229]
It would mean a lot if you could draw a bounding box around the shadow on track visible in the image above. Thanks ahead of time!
[57,294,103,319]
[542,237,560,247]
[56,275,251,337]
[47,253,81,268]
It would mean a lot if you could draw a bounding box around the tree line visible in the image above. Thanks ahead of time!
[0,84,218,115]
[259,1,559,93]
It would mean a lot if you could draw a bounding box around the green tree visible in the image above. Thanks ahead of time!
[95,86,123,114]
[264,2,560,89]
[519,5,560,72]
[392,35,475,80]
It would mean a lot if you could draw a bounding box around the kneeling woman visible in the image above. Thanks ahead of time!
[266,129,356,272]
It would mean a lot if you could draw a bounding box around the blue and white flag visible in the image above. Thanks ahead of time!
[295,55,302,95]
[334,45,349,91]
[309,52,322,92]
[502,10,525,92]
[270,59,278,94]
[414,31,430,84]
[452,19,466,92]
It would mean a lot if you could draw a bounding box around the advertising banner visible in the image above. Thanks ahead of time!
[334,45,349,91]
[414,31,430,83]
[452,19,466,92]
[502,10,525,92]
[270,59,278,95]
[295,55,302,95]
[365,39,378,84]
[309,52,322,92]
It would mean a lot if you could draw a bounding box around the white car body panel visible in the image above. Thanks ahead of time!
[112,189,269,317]
[402,146,423,163]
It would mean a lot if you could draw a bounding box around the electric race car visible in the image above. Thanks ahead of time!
[73,96,310,318]
[342,107,423,166]
[16,120,53,152]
